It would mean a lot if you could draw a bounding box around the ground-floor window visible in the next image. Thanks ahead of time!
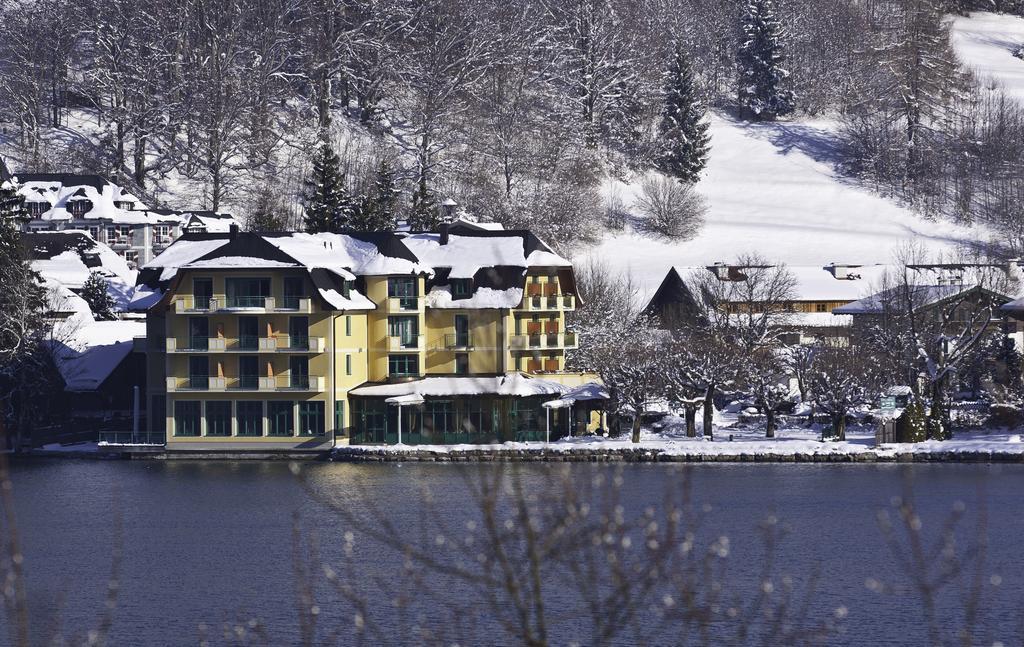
[298,401,325,435]
[236,401,263,437]
[421,400,455,441]
[335,401,345,438]
[174,400,201,436]
[268,401,294,436]
[206,401,232,436]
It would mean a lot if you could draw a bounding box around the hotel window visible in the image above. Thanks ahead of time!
[225,277,271,308]
[206,401,232,436]
[236,401,263,436]
[334,401,345,437]
[67,199,92,216]
[26,202,48,217]
[268,401,294,436]
[298,401,325,435]
[345,354,352,376]
[238,316,259,351]
[345,315,352,336]
[388,276,418,308]
[341,280,353,299]
[188,356,209,389]
[283,276,304,309]
[455,353,469,375]
[451,278,472,299]
[174,401,201,436]
[124,250,138,266]
[423,400,455,436]
[388,354,419,377]
[289,356,310,389]
[238,356,259,389]
[288,316,309,350]
[87,226,100,241]
[816,303,827,312]
[388,316,419,347]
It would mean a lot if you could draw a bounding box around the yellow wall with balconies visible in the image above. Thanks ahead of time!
[364,275,426,381]
[423,309,503,374]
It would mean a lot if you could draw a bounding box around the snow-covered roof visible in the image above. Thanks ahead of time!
[12,173,147,222]
[350,373,568,398]
[54,319,145,391]
[24,231,136,310]
[833,284,978,315]
[425,286,524,309]
[264,232,425,278]
[670,263,890,303]
[403,232,570,278]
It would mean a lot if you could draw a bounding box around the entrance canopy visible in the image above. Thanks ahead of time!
[385,394,425,406]
[542,382,609,409]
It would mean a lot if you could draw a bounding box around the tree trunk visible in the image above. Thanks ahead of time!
[133,133,147,187]
[631,413,641,443]
[833,413,846,441]
[929,376,951,440]
[765,406,776,438]
[806,402,816,427]
[684,404,697,438]
[703,387,715,440]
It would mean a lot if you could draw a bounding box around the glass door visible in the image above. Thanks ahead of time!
[238,316,259,350]
[188,317,209,351]
[193,278,213,309]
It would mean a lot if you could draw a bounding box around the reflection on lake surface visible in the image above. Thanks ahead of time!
[5,460,1022,645]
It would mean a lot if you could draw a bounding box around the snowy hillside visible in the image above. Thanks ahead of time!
[950,11,1024,102]
[582,114,988,300]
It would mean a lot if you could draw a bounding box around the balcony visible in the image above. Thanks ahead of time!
[152,235,174,249]
[166,335,324,353]
[524,360,561,374]
[388,335,424,352]
[174,296,313,314]
[510,332,577,350]
[109,237,132,250]
[175,297,220,313]
[516,293,576,312]
[386,296,423,313]
[444,333,472,350]
[166,375,324,392]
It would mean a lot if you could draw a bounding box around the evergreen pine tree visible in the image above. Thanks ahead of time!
[736,0,795,120]
[302,140,354,233]
[0,177,44,364]
[406,177,441,231]
[657,44,711,184]
[350,160,399,231]
[81,271,117,321]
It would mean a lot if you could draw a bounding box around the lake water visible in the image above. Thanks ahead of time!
[4,460,1023,645]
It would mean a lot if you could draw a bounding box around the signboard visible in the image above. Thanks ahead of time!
[880,396,897,411]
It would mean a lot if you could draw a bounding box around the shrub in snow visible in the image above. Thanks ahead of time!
[899,399,928,443]
[80,271,117,321]
[634,176,706,239]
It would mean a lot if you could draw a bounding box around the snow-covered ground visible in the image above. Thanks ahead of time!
[583,114,989,302]
[335,423,1024,459]
[950,11,1024,103]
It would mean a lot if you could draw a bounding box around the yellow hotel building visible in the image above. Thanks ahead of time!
[134,224,594,451]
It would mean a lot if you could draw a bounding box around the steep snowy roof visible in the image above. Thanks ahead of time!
[403,232,570,278]
[13,173,148,222]
[264,232,425,277]
[350,373,568,398]
[24,231,136,310]
[55,320,145,391]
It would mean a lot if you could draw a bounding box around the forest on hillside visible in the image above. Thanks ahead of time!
[1,0,1024,251]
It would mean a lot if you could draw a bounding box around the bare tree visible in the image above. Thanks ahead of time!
[807,342,881,440]
[634,175,707,239]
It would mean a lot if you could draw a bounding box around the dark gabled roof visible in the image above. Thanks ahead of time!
[13,173,112,192]
[0,156,11,182]
[22,231,96,260]
[148,208,232,219]
[439,225,558,261]
[643,267,696,314]
[336,231,420,263]
[188,232,299,266]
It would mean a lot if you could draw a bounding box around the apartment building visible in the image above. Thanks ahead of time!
[12,173,238,266]
[131,225,590,451]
